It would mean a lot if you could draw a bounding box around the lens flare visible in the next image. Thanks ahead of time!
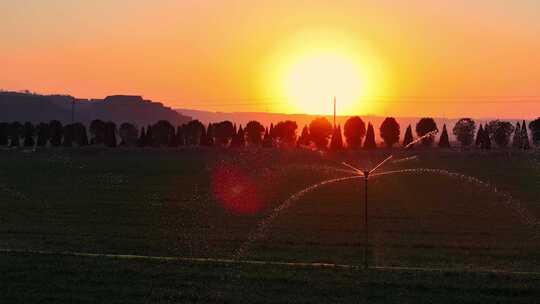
[212,166,264,215]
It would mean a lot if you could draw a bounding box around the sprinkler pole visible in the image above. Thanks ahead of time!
[363,170,370,269]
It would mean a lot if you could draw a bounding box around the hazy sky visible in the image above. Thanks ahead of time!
[1,1,540,118]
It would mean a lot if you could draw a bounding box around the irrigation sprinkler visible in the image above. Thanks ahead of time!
[362,169,369,269]
[341,130,438,269]
[343,160,389,269]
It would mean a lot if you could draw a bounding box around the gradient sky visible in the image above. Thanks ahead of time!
[1,0,540,118]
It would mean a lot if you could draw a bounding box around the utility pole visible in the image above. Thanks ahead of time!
[333,96,336,129]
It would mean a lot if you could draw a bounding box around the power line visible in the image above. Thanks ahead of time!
[178,96,540,107]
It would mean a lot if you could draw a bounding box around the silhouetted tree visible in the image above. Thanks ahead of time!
[274,120,298,147]
[245,121,265,146]
[104,121,117,147]
[0,123,8,146]
[269,123,276,140]
[152,120,175,147]
[9,122,22,147]
[119,123,138,146]
[205,123,215,146]
[481,128,491,150]
[344,116,366,149]
[49,120,63,147]
[137,127,147,147]
[185,120,205,145]
[168,131,179,147]
[231,125,245,148]
[330,125,344,151]
[23,122,35,147]
[73,123,89,146]
[237,125,246,147]
[36,123,50,147]
[176,126,185,146]
[89,119,106,145]
[199,126,209,147]
[309,117,333,149]
[403,125,414,148]
[363,123,377,149]
[512,122,522,149]
[521,120,530,150]
[530,118,540,146]
[262,128,273,148]
[453,118,476,147]
[145,125,155,146]
[485,120,514,148]
[380,117,400,148]
[214,121,235,146]
[416,118,438,147]
[297,125,310,147]
[475,124,484,147]
[438,124,450,148]
[62,124,74,147]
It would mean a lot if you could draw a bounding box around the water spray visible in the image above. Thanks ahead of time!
[341,129,438,269]
[342,161,388,270]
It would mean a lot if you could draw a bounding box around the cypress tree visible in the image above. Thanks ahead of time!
[168,132,179,147]
[262,128,273,148]
[74,123,89,146]
[438,124,450,148]
[403,124,414,148]
[104,122,117,147]
[512,121,521,149]
[9,122,22,147]
[49,120,63,147]
[330,125,344,151]
[111,125,117,147]
[363,123,377,150]
[230,127,239,147]
[297,125,310,147]
[206,123,214,146]
[166,124,178,147]
[176,126,185,146]
[481,128,491,150]
[475,124,484,147]
[521,120,530,150]
[62,124,74,147]
[199,126,208,146]
[0,123,8,146]
[23,122,35,147]
[36,123,49,147]
[269,123,276,139]
[145,125,154,147]
[231,125,245,148]
[237,125,245,147]
[81,124,89,146]
[138,127,146,147]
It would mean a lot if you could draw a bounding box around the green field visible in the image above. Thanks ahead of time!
[1,148,540,302]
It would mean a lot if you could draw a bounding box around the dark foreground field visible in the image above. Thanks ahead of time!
[1,148,540,302]
[2,251,540,303]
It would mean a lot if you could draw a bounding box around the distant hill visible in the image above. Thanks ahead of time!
[176,108,525,141]
[0,92,191,127]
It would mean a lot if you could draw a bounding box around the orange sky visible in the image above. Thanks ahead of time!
[1,1,540,118]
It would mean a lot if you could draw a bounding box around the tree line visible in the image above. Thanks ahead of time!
[1,117,539,150]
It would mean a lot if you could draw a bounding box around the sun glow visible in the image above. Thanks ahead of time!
[283,52,365,115]
[263,31,388,115]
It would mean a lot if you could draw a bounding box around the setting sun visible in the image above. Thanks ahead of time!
[283,52,365,115]
[262,30,388,115]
